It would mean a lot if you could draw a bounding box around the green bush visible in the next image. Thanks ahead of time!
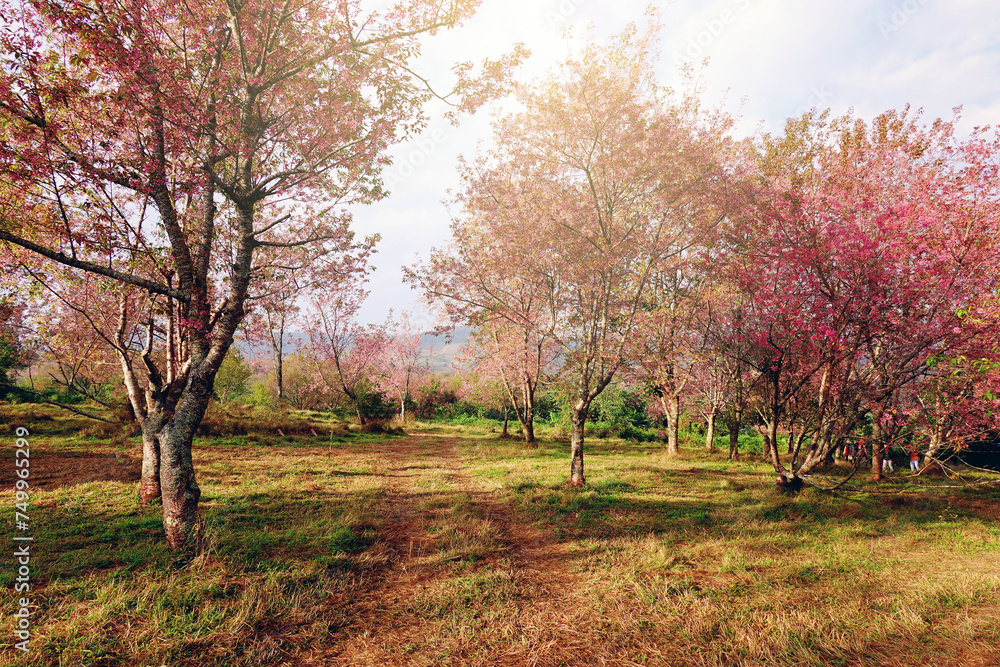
[214,348,253,403]
[590,385,652,428]
[244,381,274,408]
[617,424,657,442]
[197,403,316,437]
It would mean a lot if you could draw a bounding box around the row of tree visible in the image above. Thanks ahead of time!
[2,3,998,550]
[0,0,521,549]
[406,24,1000,489]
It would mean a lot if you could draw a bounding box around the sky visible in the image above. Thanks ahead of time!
[350,0,1000,328]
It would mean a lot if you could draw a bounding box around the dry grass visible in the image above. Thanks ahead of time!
[2,409,999,666]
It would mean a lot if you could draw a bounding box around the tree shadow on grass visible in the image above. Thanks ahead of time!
[0,479,598,666]
[0,445,141,489]
[503,473,1000,548]
[4,447,999,667]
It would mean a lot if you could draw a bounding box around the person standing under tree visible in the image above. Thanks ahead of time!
[882,442,894,472]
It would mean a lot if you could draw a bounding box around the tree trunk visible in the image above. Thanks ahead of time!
[272,317,285,401]
[663,393,681,456]
[763,420,775,459]
[156,364,215,550]
[704,410,716,451]
[159,426,202,551]
[767,417,801,490]
[923,422,948,470]
[139,429,162,503]
[871,450,883,481]
[344,386,367,426]
[522,378,537,447]
[871,422,884,482]
[505,376,538,447]
[766,418,780,466]
[570,401,588,487]
[728,409,741,461]
[276,345,284,400]
[501,407,509,438]
[789,426,810,467]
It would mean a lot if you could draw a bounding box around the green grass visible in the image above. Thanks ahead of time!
[2,406,999,666]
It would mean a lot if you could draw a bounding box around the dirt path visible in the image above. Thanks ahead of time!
[299,433,586,666]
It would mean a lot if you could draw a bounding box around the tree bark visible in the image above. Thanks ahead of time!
[763,420,775,459]
[155,363,215,550]
[871,421,885,482]
[524,418,536,447]
[704,410,716,451]
[663,393,681,456]
[923,421,948,471]
[728,408,742,461]
[570,401,588,486]
[139,429,162,503]
[159,426,202,550]
[521,377,537,447]
[766,418,779,464]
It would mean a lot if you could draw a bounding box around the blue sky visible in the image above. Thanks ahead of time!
[351,0,1000,327]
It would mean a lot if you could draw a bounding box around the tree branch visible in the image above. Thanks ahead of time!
[0,231,188,302]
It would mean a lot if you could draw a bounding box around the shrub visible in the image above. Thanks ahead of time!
[197,403,316,437]
[359,418,405,435]
[214,348,253,403]
[617,424,657,442]
[244,381,275,408]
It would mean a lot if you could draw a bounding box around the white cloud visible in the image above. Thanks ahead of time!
[347,0,1000,325]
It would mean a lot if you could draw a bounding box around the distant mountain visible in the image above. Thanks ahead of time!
[234,332,301,360]
[420,326,471,371]
[234,327,471,373]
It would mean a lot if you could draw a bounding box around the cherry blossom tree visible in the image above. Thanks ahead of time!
[722,109,1000,490]
[411,24,732,485]
[377,314,429,423]
[454,362,515,436]
[688,347,732,452]
[303,288,392,424]
[457,322,555,446]
[0,0,518,548]
[627,265,705,455]
[242,236,377,402]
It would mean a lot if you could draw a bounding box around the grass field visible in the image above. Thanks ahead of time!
[2,404,1000,666]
